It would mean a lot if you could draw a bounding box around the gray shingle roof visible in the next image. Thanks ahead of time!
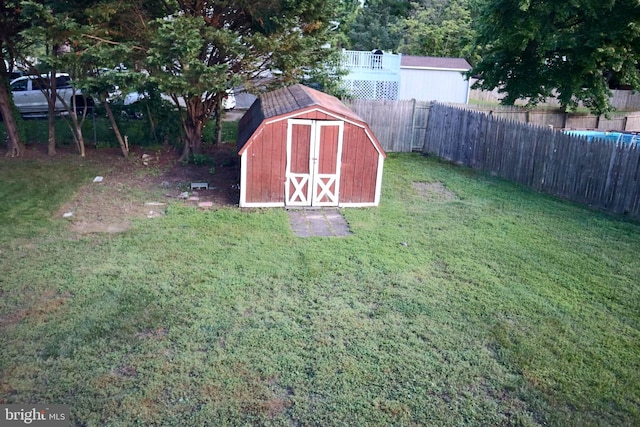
[237,84,367,153]
[401,55,471,71]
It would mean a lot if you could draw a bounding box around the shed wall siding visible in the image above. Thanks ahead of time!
[239,85,385,207]
[245,121,287,204]
[399,69,470,103]
[339,126,379,203]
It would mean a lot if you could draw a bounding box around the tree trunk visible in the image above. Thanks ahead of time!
[102,99,128,157]
[67,110,86,157]
[215,114,223,145]
[67,94,88,157]
[47,69,57,156]
[214,95,224,145]
[189,121,204,154]
[180,118,204,162]
[74,116,86,157]
[179,100,206,162]
[48,83,87,157]
[179,135,190,162]
[0,82,24,157]
[145,103,160,144]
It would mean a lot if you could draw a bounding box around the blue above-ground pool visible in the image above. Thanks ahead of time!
[563,130,639,144]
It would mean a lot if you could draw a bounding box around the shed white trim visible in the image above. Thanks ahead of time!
[265,107,366,129]
[374,154,384,206]
[241,202,285,208]
[239,152,248,207]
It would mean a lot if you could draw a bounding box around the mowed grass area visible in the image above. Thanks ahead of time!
[0,152,638,426]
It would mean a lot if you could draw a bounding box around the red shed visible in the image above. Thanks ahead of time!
[237,84,385,208]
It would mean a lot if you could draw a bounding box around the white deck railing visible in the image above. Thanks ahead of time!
[341,50,402,73]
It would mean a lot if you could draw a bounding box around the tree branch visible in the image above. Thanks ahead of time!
[81,34,145,51]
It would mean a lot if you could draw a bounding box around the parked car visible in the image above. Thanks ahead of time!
[124,89,236,110]
[163,89,236,111]
[10,73,94,116]
[222,89,236,110]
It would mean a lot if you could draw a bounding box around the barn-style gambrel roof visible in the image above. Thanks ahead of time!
[238,84,380,155]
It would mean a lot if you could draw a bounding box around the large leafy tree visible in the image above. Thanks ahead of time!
[0,0,33,157]
[22,2,86,156]
[346,0,475,58]
[348,0,410,51]
[9,0,341,159]
[396,0,475,59]
[11,0,111,157]
[470,0,640,114]
[140,0,341,159]
[332,0,361,49]
[69,0,166,157]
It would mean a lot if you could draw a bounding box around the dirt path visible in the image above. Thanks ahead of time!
[53,144,240,233]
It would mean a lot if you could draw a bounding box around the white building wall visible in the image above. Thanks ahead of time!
[399,68,470,103]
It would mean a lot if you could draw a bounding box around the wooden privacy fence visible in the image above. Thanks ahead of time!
[346,99,430,152]
[424,103,640,218]
[448,103,640,132]
[344,99,640,154]
[469,81,640,111]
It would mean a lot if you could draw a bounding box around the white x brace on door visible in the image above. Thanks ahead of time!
[285,119,344,207]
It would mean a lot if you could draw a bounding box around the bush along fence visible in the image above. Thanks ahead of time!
[423,103,640,219]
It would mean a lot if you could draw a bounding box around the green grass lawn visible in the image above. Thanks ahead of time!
[0,152,638,426]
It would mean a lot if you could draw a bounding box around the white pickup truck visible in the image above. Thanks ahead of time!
[10,73,94,116]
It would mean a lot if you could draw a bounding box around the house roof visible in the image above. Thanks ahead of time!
[237,84,372,153]
[400,55,471,71]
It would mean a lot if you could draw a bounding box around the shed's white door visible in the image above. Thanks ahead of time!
[285,119,344,207]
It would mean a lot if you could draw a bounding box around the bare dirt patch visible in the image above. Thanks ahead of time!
[412,181,458,202]
[0,290,72,328]
[52,143,240,233]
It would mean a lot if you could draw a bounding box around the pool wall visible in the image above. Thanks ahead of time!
[563,130,639,144]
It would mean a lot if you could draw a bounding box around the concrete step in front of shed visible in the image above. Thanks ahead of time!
[287,209,351,237]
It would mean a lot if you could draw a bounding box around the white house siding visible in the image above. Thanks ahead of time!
[399,68,470,104]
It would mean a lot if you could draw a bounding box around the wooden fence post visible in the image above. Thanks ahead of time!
[410,98,417,150]
[422,101,434,154]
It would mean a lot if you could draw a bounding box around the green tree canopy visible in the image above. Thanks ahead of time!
[44,0,342,158]
[331,0,361,49]
[346,0,475,58]
[348,0,410,51]
[396,0,475,59]
[470,0,640,114]
[147,0,341,158]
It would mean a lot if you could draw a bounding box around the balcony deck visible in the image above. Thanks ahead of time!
[342,50,401,71]
[340,50,402,100]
